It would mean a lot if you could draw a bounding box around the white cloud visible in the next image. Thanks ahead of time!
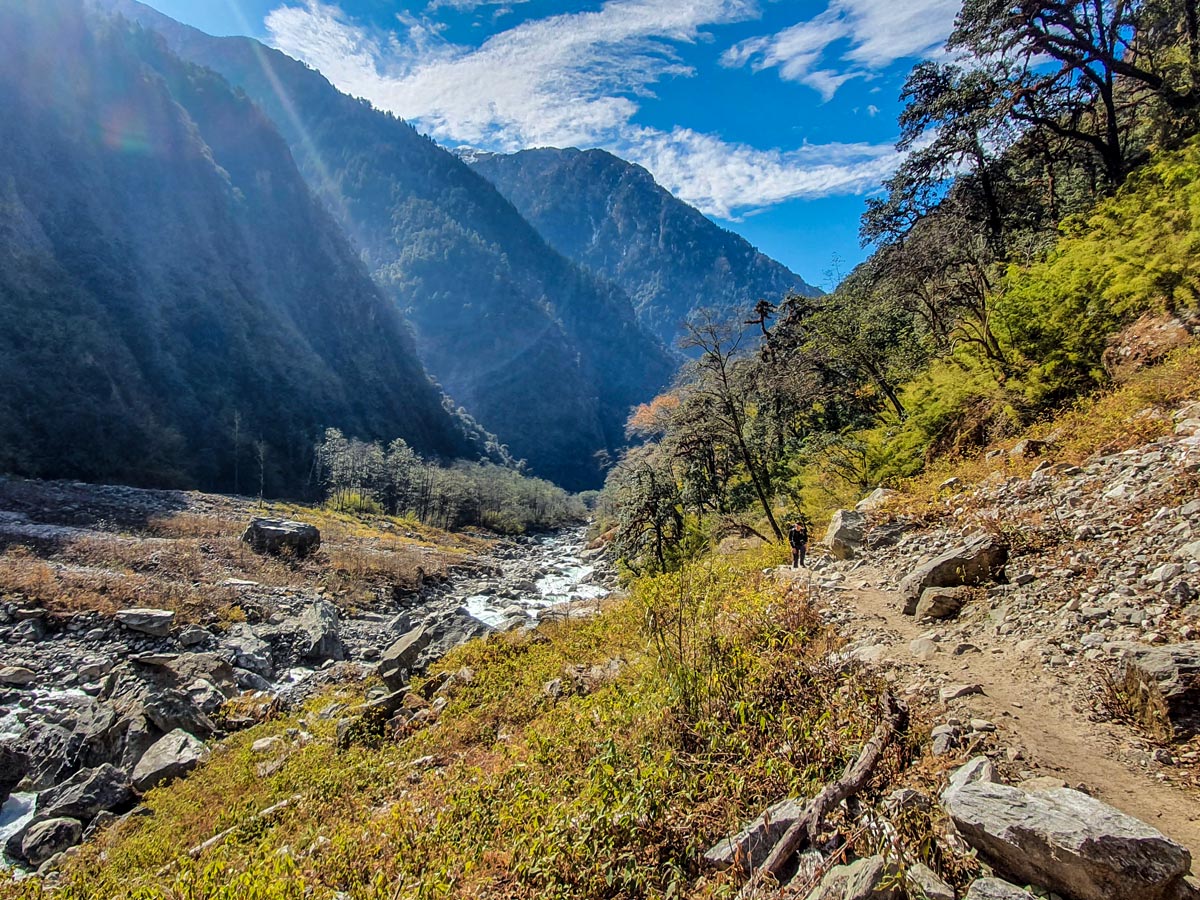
[264,0,906,218]
[724,0,960,98]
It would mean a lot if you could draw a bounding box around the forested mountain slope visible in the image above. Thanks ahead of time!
[96,0,678,490]
[0,0,483,494]
[464,147,821,350]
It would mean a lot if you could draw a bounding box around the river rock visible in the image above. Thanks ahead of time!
[804,854,902,900]
[131,729,208,791]
[115,608,175,637]
[702,796,806,873]
[1112,642,1200,739]
[240,518,320,557]
[0,743,30,802]
[916,586,972,620]
[0,665,37,686]
[21,817,82,867]
[964,878,1036,899]
[296,599,344,662]
[944,781,1191,900]
[378,626,432,691]
[825,510,866,560]
[900,533,1008,614]
[36,763,134,822]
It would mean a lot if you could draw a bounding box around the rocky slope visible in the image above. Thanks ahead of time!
[464,147,822,351]
[94,0,678,489]
[0,0,486,496]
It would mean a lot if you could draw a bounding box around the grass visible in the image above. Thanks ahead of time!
[0,546,949,900]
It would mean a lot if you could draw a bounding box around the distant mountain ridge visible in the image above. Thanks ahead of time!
[463,147,822,350]
[0,0,485,494]
[96,0,678,490]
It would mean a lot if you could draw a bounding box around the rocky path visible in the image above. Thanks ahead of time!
[807,571,1200,860]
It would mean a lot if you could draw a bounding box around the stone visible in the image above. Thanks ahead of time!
[21,817,82,867]
[824,509,866,560]
[132,729,209,791]
[964,878,1036,900]
[0,743,30,802]
[702,797,806,873]
[178,625,211,647]
[940,683,983,702]
[856,487,897,512]
[942,755,998,802]
[906,862,955,900]
[251,736,285,755]
[804,855,901,900]
[1011,438,1051,459]
[222,625,275,679]
[916,586,971,620]
[1113,642,1200,739]
[378,626,432,691]
[115,608,175,637]
[0,665,37,686]
[944,781,1191,900]
[910,637,938,659]
[36,764,134,822]
[240,518,320,557]
[296,599,344,662]
[900,533,1009,613]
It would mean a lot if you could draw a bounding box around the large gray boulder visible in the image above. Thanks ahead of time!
[115,608,175,637]
[20,817,82,867]
[1113,642,1200,739]
[0,742,30,802]
[240,518,320,557]
[900,533,1008,614]
[221,625,275,679]
[702,797,806,873]
[824,510,866,560]
[131,729,209,791]
[378,626,432,691]
[964,878,1036,900]
[36,763,134,822]
[296,599,344,662]
[803,855,902,900]
[944,781,1191,900]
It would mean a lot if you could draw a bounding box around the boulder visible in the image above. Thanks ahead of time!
[0,665,37,686]
[915,586,972,620]
[1113,642,1200,740]
[221,625,275,679]
[131,729,209,791]
[825,510,866,560]
[20,817,82,867]
[855,488,897,512]
[964,878,1036,900]
[944,781,1191,900]
[1010,438,1051,459]
[0,742,30,802]
[115,608,175,637]
[36,763,134,822]
[899,533,1008,614]
[907,862,955,900]
[702,797,806,873]
[378,626,432,691]
[804,855,902,900]
[296,599,344,662]
[240,518,320,557]
[942,756,999,803]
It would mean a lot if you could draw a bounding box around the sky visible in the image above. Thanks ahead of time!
[141,0,959,284]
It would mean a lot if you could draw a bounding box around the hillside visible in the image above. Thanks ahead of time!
[0,0,484,495]
[95,0,678,490]
[464,147,822,350]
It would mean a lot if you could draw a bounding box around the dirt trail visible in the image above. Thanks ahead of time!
[798,568,1200,861]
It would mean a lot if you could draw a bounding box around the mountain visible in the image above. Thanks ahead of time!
[463,147,822,350]
[96,0,678,490]
[0,0,487,494]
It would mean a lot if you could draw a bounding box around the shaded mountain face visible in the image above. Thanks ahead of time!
[464,148,822,352]
[97,0,678,490]
[0,0,484,494]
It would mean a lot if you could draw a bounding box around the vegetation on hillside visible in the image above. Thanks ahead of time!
[603,0,1200,570]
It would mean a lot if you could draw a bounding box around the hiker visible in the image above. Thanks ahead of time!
[788,519,808,568]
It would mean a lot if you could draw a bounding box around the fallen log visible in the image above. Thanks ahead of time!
[738,692,907,898]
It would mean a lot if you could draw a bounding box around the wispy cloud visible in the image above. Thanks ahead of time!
[724,0,959,99]
[264,0,908,218]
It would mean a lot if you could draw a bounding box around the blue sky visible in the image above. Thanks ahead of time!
[142,0,959,284]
